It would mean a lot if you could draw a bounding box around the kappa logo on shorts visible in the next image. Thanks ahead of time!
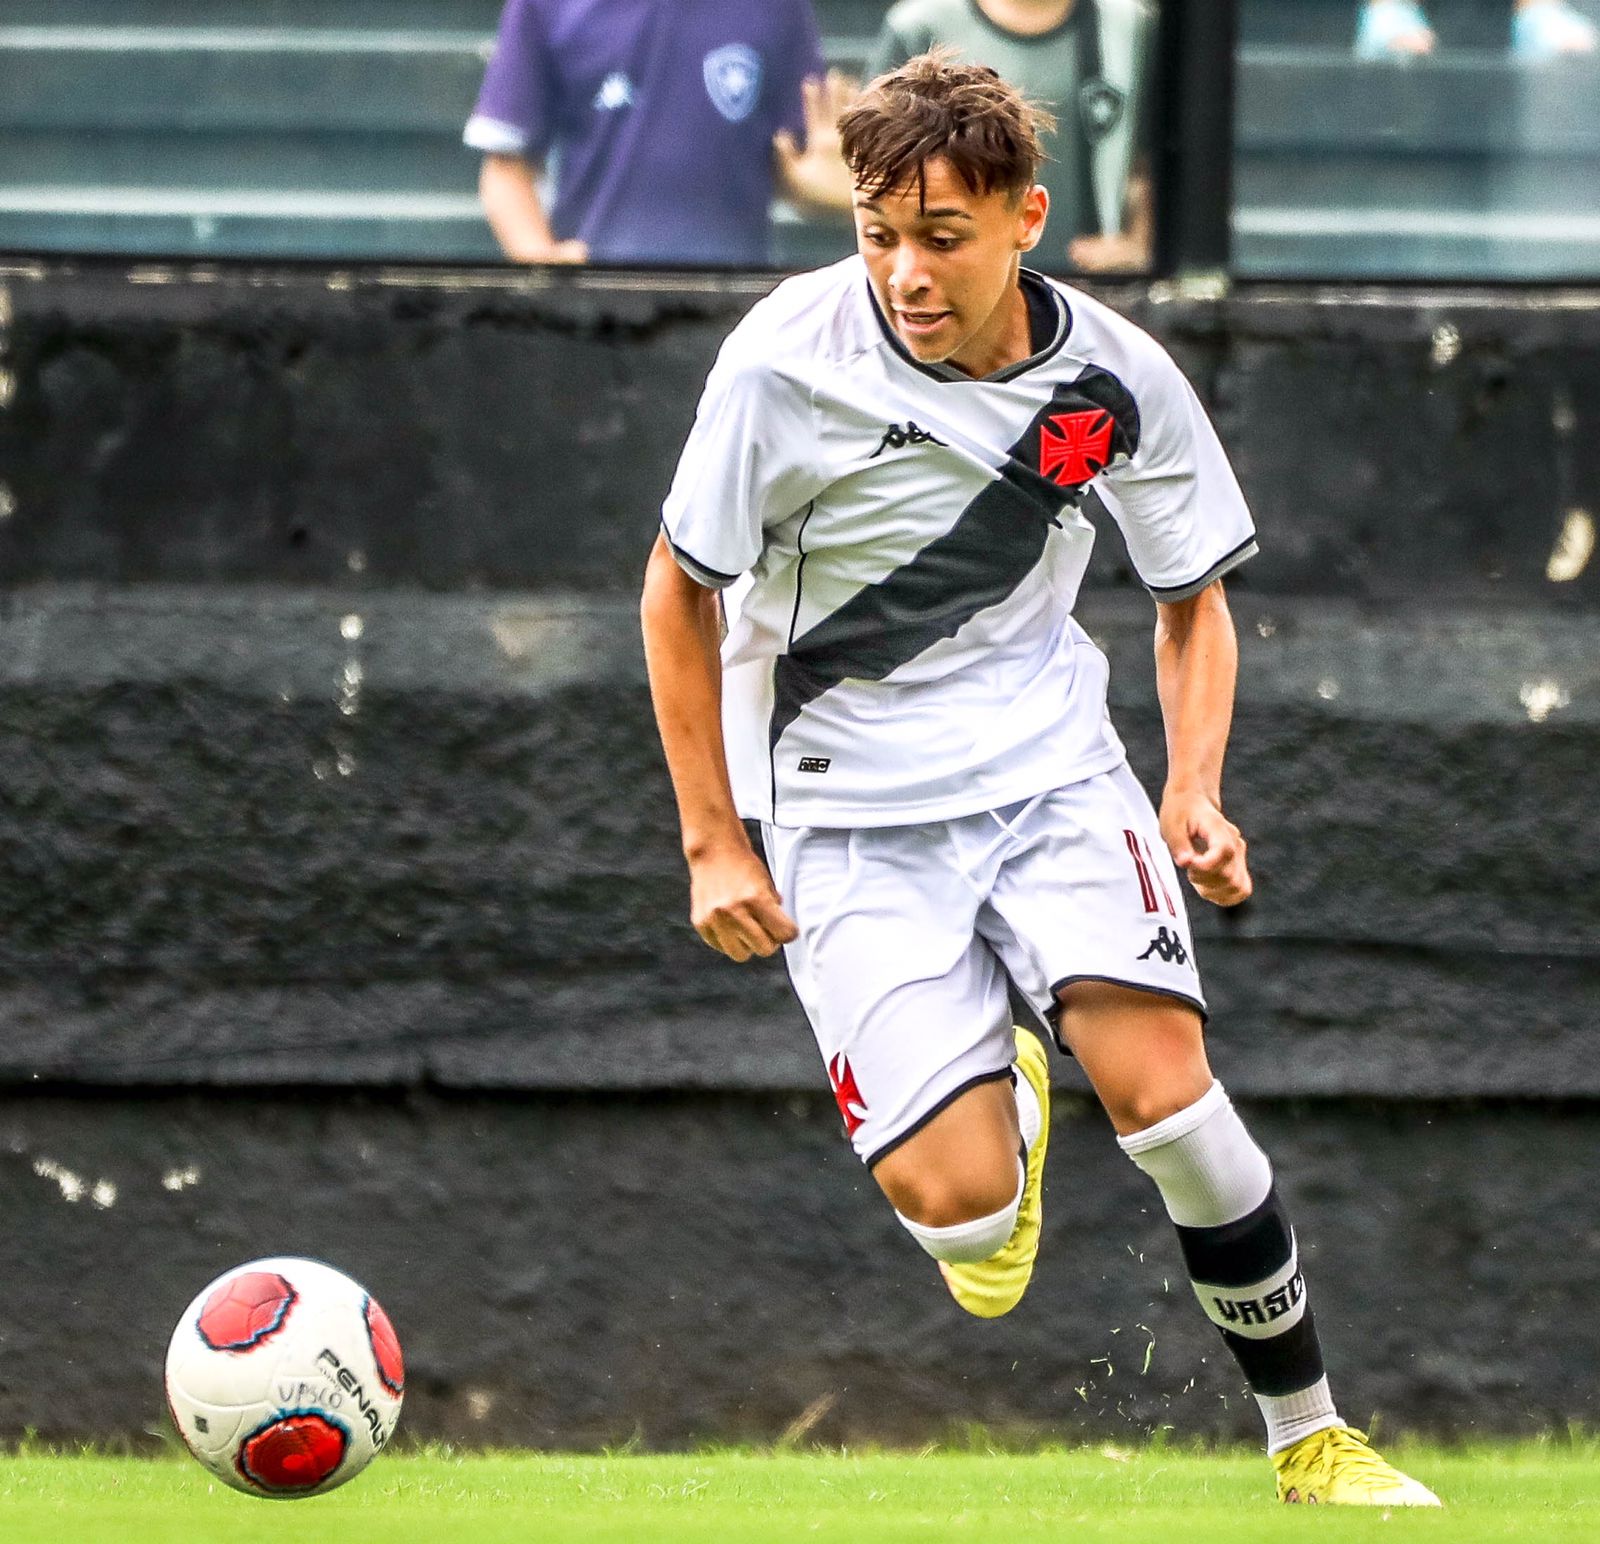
[1137,927,1190,966]
[827,1053,869,1137]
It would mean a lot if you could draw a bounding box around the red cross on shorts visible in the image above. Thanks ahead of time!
[1039,408,1114,487]
[827,1053,869,1137]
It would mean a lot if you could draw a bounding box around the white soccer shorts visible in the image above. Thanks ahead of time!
[762,761,1206,1166]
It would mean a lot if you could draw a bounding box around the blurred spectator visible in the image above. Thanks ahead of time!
[465,1,854,266]
[1355,0,1436,55]
[1355,0,1598,59]
[866,0,1153,273]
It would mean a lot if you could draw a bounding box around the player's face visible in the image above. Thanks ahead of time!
[854,157,1048,376]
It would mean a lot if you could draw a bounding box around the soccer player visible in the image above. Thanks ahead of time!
[640,52,1439,1507]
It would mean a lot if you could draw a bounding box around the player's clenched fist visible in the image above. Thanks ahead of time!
[688,844,799,962]
[1160,792,1253,908]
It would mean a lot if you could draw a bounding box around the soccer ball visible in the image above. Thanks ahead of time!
[164,1256,404,1498]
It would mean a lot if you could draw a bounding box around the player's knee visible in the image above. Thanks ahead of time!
[1101,1062,1218,1138]
[879,1163,1020,1231]
[889,1160,1025,1265]
[1110,1088,1204,1137]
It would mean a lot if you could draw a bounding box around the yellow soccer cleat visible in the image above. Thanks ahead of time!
[938,1026,1051,1319]
[1273,1426,1442,1507]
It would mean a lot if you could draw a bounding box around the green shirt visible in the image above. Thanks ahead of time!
[866,0,1149,259]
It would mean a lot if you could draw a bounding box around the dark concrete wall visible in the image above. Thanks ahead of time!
[4,258,1600,608]
[0,587,1593,1099]
[4,1091,1597,1447]
[0,257,1595,1444]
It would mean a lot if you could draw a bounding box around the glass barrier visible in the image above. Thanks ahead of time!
[1234,0,1600,279]
[0,0,1157,278]
[836,0,1160,277]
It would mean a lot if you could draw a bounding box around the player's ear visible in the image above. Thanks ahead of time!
[1015,185,1048,253]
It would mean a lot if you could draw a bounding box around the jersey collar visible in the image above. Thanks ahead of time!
[864,267,1072,384]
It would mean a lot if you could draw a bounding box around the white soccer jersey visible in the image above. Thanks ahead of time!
[661,256,1257,828]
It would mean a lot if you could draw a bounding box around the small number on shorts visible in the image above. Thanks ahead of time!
[1123,829,1176,917]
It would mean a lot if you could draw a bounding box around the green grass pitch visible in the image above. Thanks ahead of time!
[0,1442,1593,1543]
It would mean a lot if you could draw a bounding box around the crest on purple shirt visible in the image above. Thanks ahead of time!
[702,43,762,123]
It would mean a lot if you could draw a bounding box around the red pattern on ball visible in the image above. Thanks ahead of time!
[237,1413,348,1492]
[197,1271,298,1351]
[364,1296,405,1396]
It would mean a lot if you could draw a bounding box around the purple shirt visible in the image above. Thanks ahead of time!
[466,0,825,265]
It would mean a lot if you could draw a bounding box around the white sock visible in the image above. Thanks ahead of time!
[1258,1377,1343,1455]
[897,1159,1024,1264]
[1119,1081,1342,1453]
[1116,1080,1270,1227]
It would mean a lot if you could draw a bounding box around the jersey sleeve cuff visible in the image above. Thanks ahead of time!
[463,114,533,154]
[1143,536,1259,603]
[662,524,742,590]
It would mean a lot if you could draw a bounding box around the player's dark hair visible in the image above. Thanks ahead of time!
[839,47,1055,206]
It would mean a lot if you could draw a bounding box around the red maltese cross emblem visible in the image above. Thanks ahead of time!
[1039,408,1114,487]
[827,1053,869,1137]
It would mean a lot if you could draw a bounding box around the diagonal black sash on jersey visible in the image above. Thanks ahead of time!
[768,369,1140,764]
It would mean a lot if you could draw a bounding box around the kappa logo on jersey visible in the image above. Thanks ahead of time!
[1039,409,1115,488]
[870,420,947,458]
[592,71,635,112]
[827,1053,868,1137]
[1137,926,1190,966]
[703,44,762,122]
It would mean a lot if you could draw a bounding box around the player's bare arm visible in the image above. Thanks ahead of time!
[477,153,588,264]
[1067,168,1153,274]
[640,536,798,962]
[1153,579,1251,907]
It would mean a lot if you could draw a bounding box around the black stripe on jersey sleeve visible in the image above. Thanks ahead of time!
[661,522,742,590]
[769,370,1140,755]
[1143,536,1259,603]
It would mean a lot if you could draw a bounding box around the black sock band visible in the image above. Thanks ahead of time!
[1217,1306,1327,1397]
[1174,1185,1327,1398]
